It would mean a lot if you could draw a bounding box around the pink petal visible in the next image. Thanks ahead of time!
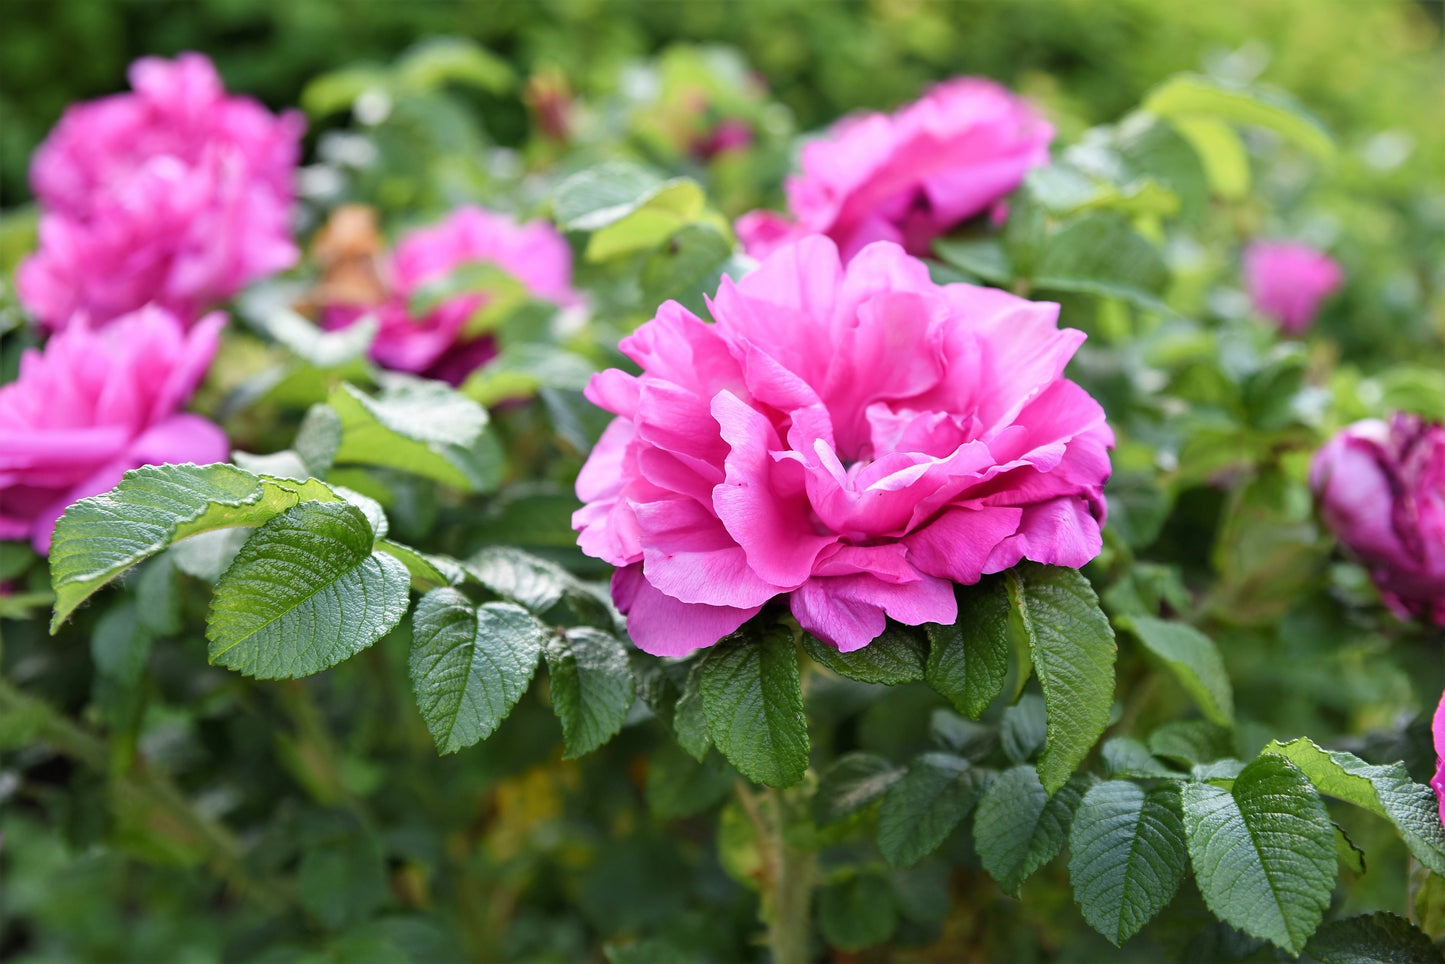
[612,564,760,657]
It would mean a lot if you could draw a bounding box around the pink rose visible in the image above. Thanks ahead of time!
[17,53,304,329]
[572,236,1112,656]
[1310,414,1445,625]
[323,206,578,386]
[1433,690,1445,826]
[690,118,755,161]
[1242,241,1344,335]
[736,78,1053,263]
[0,306,229,554]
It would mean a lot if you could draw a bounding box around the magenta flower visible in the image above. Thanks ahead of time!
[1310,414,1445,626]
[17,53,304,330]
[323,206,578,386]
[572,236,1112,656]
[1433,690,1445,826]
[0,306,228,554]
[1242,241,1344,335]
[736,78,1053,263]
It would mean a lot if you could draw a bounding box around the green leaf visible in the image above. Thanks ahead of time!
[91,603,153,687]
[1007,564,1117,795]
[877,753,988,868]
[545,627,635,759]
[328,381,502,492]
[1100,737,1182,779]
[1150,720,1234,767]
[207,502,410,679]
[926,577,1011,718]
[639,223,735,317]
[585,180,710,261]
[1000,693,1048,764]
[813,752,903,827]
[672,661,712,762]
[1032,212,1170,312]
[645,744,735,819]
[408,589,548,753]
[817,873,898,951]
[376,540,466,591]
[1303,912,1443,964]
[1182,754,1336,954]
[1143,73,1335,158]
[804,624,926,685]
[1261,738,1445,876]
[1171,115,1251,199]
[465,546,571,612]
[243,303,378,370]
[49,463,345,631]
[931,238,1013,285]
[975,765,1095,895]
[553,161,665,231]
[394,37,515,94]
[697,623,809,787]
[1068,780,1187,945]
[1119,615,1234,725]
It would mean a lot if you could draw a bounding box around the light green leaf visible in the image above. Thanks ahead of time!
[50,463,344,631]
[328,381,501,492]
[1182,754,1336,954]
[545,627,635,759]
[408,589,548,753]
[804,624,926,685]
[975,764,1095,895]
[1119,614,1234,725]
[395,37,515,94]
[926,577,1011,719]
[1143,73,1335,158]
[1262,737,1445,876]
[1007,564,1117,795]
[376,540,466,591]
[552,161,665,231]
[1069,780,1187,945]
[817,873,898,951]
[585,180,710,261]
[207,502,410,679]
[877,753,988,868]
[697,623,809,787]
[1171,115,1251,199]
[813,753,903,827]
[1304,912,1443,964]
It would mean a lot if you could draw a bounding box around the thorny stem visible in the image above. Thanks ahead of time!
[736,781,816,964]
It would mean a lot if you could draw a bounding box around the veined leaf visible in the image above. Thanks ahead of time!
[1119,614,1234,725]
[877,753,989,868]
[697,623,809,788]
[804,623,926,685]
[1303,912,1443,964]
[409,588,548,753]
[1182,754,1336,954]
[975,764,1095,895]
[814,753,904,828]
[545,626,635,759]
[50,462,343,631]
[926,577,1011,719]
[207,501,410,679]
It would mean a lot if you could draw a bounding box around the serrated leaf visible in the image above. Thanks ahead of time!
[1120,615,1234,725]
[805,624,926,685]
[1182,754,1336,954]
[673,661,712,762]
[1303,912,1443,964]
[926,577,1010,718]
[813,753,903,827]
[1262,738,1445,876]
[328,381,501,492]
[817,874,898,951]
[408,589,548,753]
[975,764,1095,895]
[877,753,988,868]
[1007,564,1117,795]
[645,744,735,819]
[207,501,410,679]
[1069,780,1187,945]
[1143,73,1335,158]
[49,463,344,631]
[545,627,635,759]
[697,623,808,787]
[465,546,571,612]
[1335,824,1367,876]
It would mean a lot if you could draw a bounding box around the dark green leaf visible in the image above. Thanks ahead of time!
[697,623,809,787]
[1119,615,1233,725]
[1150,720,1234,767]
[813,752,903,827]
[1303,912,1443,964]
[545,627,635,759]
[926,577,1011,718]
[877,753,988,868]
[1000,693,1048,763]
[805,623,926,685]
[466,546,572,612]
[645,744,735,819]
[975,765,1095,895]
[673,661,712,762]
[1100,737,1182,779]
[817,873,898,951]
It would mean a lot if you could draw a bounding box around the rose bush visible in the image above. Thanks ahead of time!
[0,305,227,553]
[17,53,303,329]
[574,236,1111,654]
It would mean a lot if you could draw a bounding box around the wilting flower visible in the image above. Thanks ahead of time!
[736,78,1053,263]
[1310,414,1445,625]
[1242,241,1344,335]
[322,206,578,386]
[0,306,228,554]
[17,53,304,329]
[573,236,1112,656]
[1433,691,1445,826]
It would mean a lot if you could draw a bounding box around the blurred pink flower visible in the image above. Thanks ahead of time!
[690,118,754,160]
[0,306,228,554]
[1310,414,1445,625]
[18,53,304,330]
[1433,690,1445,826]
[1242,241,1344,335]
[736,78,1053,263]
[323,206,578,386]
[573,236,1112,656]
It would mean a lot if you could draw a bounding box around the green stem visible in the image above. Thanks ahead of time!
[737,782,816,964]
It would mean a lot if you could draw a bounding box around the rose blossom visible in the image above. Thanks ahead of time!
[1242,241,1344,335]
[0,305,228,554]
[735,78,1053,263]
[17,53,304,329]
[572,236,1112,656]
[1310,414,1445,625]
[322,206,578,386]
[1433,690,1445,826]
